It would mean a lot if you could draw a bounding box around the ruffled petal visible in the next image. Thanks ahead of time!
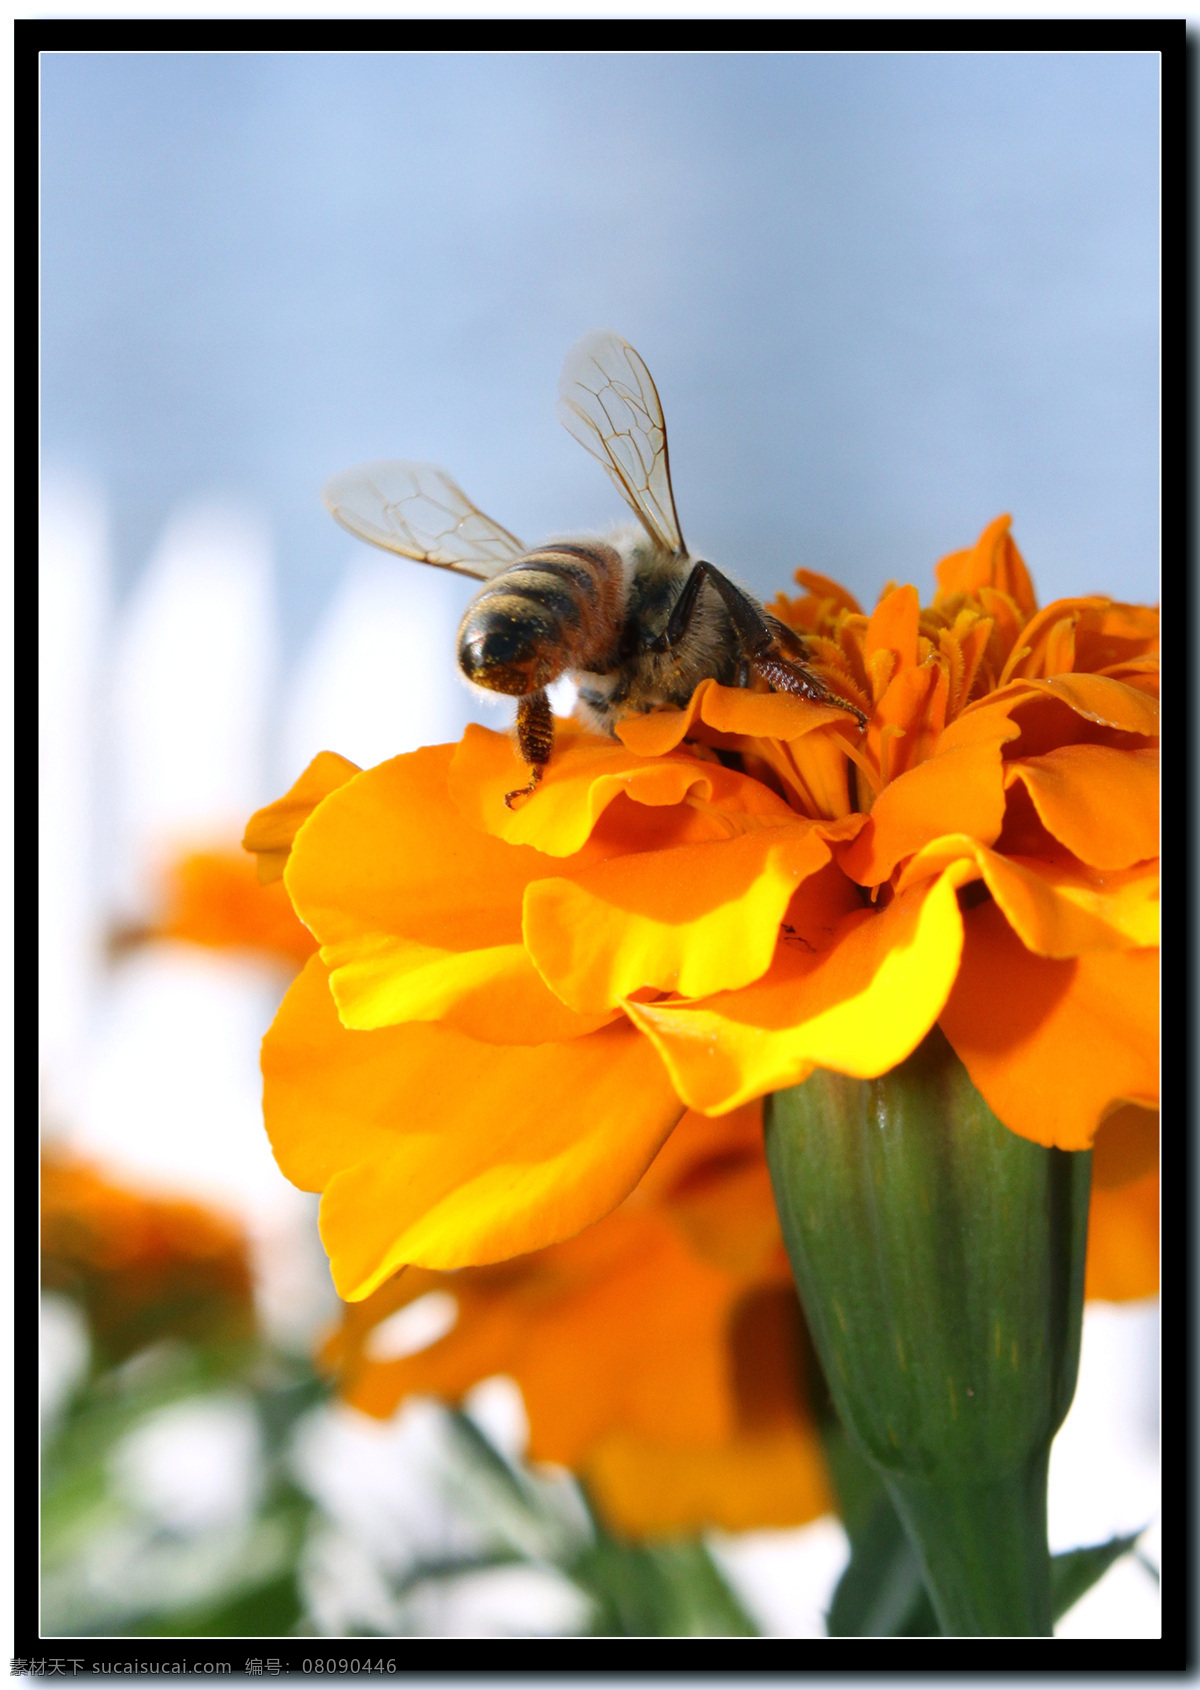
[623,865,973,1114]
[325,934,615,1043]
[523,824,833,1012]
[616,678,850,758]
[262,958,684,1292]
[449,722,796,855]
[242,751,361,883]
[285,745,610,1043]
[999,597,1109,684]
[962,673,1160,741]
[937,900,1158,1150]
[1005,745,1158,871]
[838,737,1009,887]
[1073,602,1159,673]
[897,836,1159,955]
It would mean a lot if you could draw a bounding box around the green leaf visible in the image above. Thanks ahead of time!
[571,1533,758,1636]
[389,1549,526,1601]
[827,1503,1146,1636]
[826,1495,932,1637]
[129,1566,307,1637]
[1051,1532,1144,1624]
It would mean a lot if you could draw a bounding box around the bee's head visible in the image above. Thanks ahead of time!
[457,612,560,696]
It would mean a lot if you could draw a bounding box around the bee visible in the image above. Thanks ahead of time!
[323,330,866,806]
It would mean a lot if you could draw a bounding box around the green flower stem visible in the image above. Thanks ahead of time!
[764,1027,1091,1637]
[885,1453,1052,1635]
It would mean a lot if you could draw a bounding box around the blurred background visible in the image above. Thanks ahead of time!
[40,50,1160,1639]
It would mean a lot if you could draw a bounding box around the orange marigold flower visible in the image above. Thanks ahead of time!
[252,516,1158,1298]
[109,847,320,968]
[157,848,319,966]
[321,1105,833,1537]
[41,1152,256,1362]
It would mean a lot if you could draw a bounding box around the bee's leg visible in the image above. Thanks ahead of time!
[655,561,866,729]
[505,688,554,808]
[753,651,867,729]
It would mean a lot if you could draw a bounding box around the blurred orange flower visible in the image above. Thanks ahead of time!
[1084,1104,1159,1303]
[250,516,1158,1300]
[41,1152,256,1362]
[321,1104,834,1536]
[153,847,319,967]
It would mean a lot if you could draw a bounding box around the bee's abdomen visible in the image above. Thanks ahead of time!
[457,542,624,696]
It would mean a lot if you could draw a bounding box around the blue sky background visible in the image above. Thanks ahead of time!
[42,51,1160,657]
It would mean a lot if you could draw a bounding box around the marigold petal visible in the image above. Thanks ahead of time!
[962,674,1159,741]
[937,900,1158,1150]
[791,567,863,616]
[1073,602,1159,673]
[523,825,832,1013]
[242,751,362,883]
[632,1102,764,1198]
[324,934,614,1043]
[623,865,972,1114]
[865,582,921,678]
[285,746,611,1042]
[869,662,949,780]
[624,1104,785,1273]
[339,1291,520,1422]
[262,959,684,1292]
[934,514,1037,619]
[616,679,852,759]
[158,850,318,966]
[1005,746,1158,871]
[449,722,795,855]
[585,1426,832,1536]
[1085,1169,1159,1302]
[1092,1103,1159,1188]
[334,1212,746,1463]
[897,835,1159,955]
[838,739,1009,887]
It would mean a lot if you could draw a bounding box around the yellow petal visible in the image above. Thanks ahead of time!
[449,722,795,855]
[324,933,615,1044]
[897,835,1159,955]
[286,745,609,1044]
[523,825,832,1012]
[623,866,973,1114]
[262,958,684,1292]
[242,750,362,883]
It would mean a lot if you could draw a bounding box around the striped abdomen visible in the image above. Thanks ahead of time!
[457,541,625,696]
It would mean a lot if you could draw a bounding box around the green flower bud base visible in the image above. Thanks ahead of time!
[764,1028,1092,1636]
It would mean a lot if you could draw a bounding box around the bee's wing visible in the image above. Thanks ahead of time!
[556,330,685,556]
[322,461,527,580]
